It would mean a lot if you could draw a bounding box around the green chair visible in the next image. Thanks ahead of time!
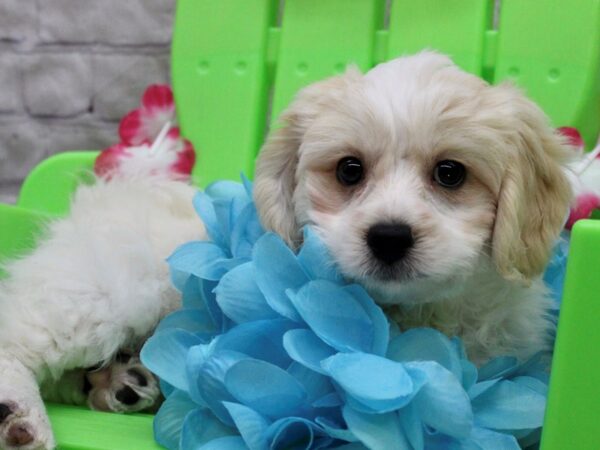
[1,1,599,448]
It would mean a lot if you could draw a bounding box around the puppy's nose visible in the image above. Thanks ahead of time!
[367,222,414,265]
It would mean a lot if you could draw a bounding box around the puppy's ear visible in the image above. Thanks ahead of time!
[490,84,572,283]
[254,68,361,246]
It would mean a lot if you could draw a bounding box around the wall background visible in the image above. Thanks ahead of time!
[0,0,176,203]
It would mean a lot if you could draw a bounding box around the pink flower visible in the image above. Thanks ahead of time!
[557,126,585,151]
[94,128,195,180]
[566,192,600,230]
[119,85,176,146]
[95,84,196,180]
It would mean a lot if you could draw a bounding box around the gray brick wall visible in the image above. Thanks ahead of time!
[0,0,175,203]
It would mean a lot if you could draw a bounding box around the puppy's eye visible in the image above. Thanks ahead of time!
[433,160,466,189]
[336,157,364,186]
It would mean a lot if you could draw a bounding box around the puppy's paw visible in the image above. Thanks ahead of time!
[86,358,160,413]
[0,401,55,450]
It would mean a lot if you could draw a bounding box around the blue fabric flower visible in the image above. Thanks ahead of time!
[141,179,558,450]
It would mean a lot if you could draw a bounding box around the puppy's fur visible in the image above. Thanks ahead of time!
[254,51,572,364]
[0,177,204,449]
[0,52,571,449]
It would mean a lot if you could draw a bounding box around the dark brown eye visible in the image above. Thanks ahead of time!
[433,160,466,188]
[336,157,364,186]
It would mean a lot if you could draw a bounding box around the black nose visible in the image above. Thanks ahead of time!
[367,222,414,265]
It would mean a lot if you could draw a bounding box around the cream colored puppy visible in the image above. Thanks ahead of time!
[255,51,572,364]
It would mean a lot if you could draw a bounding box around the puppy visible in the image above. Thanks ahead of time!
[0,176,204,449]
[254,51,572,365]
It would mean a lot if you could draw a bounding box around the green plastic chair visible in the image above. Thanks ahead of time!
[1,1,599,448]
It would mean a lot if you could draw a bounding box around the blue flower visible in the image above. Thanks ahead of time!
[543,230,570,308]
[141,179,553,450]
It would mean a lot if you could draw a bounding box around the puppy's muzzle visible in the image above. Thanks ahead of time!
[367,222,414,265]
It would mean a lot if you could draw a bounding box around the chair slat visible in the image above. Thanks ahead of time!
[0,204,48,278]
[541,220,600,450]
[271,0,385,122]
[387,0,492,76]
[172,0,278,186]
[494,0,600,149]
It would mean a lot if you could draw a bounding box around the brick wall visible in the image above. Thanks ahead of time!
[0,0,175,203]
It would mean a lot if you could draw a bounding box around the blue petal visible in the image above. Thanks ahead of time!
[511,376,548,396]
[477,356,519,382]
[253,233,308,321]
[321,353,418,413]
[202,279,230,332]
[468,427,520,450]
[191,350,250,425]
[241,174,254,197]
[289,280,374,354]
[468,379,501,400]
[168,241,240,281]
[543,231,570,305]
[388,328,463,381]
[179,277,229,334]
[160,379,175,398]
[214,319,297,368]
[213,198,236,244]
[406,361,473,439]
[315,416,358,443]
[283,329,336,374]
[223,402,270,450]
[215,263,278,324]
[331,444,369,450]
[297,227,342,283]
[287,362,335,404]
[180,408,236,450]
[181,275,205,310]
[398,403,424,450]
[205,180,248,201]
[193,191,227,249]
[312,392,343,408]
[199,436,249,450]
[342,285,389,356]
[186,344,213,406]
[343,406,411,450]
[156,309,217,335]
[153,390,199,450]
[472,379,546,430]
[231,203,265,259]
[171,267,191,292]
[461,359,479,392]
[225,359,308,420]
[141,329,203,391]
[266,417,330,450]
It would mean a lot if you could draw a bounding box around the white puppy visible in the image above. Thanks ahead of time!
[0,177,204,449]
[0,51,571,449]
[254,51,572,364]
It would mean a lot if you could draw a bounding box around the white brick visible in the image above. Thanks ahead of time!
[0,54,22,113]
[92,54,169,121]
[0,0,35,42]
[44,122,118,155]
[0,122,46,182]
[39,0,175,45]
[23,53,93,118]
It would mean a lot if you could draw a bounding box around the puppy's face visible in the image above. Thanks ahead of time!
[255,52,572,305]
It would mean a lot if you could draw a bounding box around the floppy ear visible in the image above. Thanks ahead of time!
[491,85,573,283]
[254,68,361,246]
